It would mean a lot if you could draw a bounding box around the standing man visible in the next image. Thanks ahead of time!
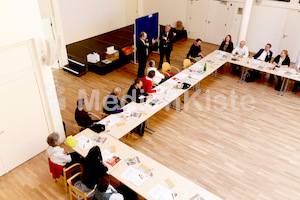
[186,38,204,62]
[137,32,156,78]
[158,24,175,70]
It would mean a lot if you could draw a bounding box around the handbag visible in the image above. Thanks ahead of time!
[89,123,105,133]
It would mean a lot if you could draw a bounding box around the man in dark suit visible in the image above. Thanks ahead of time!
[137,32,156,78]
[158,24,175,70]
[246,43,273,82]
[253,43,273,62]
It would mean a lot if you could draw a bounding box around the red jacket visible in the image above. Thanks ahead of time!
[141,76,157,93]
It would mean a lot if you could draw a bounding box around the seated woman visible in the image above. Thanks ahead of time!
[146,60,165,85]
[82,146,108,190]
[93,174,124,200]
[46,132,81,167]
[141,71,161,93]
[292,65,300,92]
[268,50,290,91]
[219,35,234,53]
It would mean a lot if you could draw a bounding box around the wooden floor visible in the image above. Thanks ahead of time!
[1,39,300,200]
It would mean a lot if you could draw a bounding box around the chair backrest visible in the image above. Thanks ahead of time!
[183,59,192,69]
[68,172,95,200]
[162,62,171,73]
[48,158,65,179]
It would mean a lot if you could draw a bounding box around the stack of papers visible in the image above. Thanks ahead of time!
[99,115,120,128]
[155,85,168,93]
[174,73,188,80]
[252,59,261,65]
[148,184,177,200]
[75,135,93,151]
[123,104,136,115]
[125,156,141,166]
[166,77,180,85]
[191,73,203,80]
[102,149,121,168]
[191,63,204,70]
[121,167,148,187]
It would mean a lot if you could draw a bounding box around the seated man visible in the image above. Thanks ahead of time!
[125,78,150,103]
[231,40,249,75]
[246,43,273,82]
[186,38,204,62]
[75,99,99,128]
[103,87,127,114]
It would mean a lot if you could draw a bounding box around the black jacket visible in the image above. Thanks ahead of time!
[253,49,273,62]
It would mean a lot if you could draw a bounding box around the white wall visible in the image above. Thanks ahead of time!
[246,5,289,55]
[58,0,127,44]
[143,0,188,28]
[0,0,65,175]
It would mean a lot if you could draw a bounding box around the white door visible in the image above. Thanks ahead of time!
[0,157,5,176]
[125,0,138,25]
[280,10,300,62]
[42,18,59,69]
[186,0,210,40]
[0,74,49,173]
[205,0,231,45]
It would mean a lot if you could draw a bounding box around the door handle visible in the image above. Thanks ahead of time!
[283,34,288,39]
[208,21,211,24]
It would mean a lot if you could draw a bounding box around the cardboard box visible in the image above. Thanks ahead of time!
[121,46,134,56]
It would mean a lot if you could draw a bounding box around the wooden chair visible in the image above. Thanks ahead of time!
[162,62,180,77]
[77,125,84,132]
[67,172,95,200]
[188,56,199,63]
[48,158,82,193]
[183,59,192,69]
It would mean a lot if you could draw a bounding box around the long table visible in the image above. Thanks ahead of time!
[72,50,299,200]
[72,129,221,200]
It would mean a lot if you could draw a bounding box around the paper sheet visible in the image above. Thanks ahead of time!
[123,104,136,113]
[166,89,180,96]
[75,135,93,151]
[156,85,169,93]
[174,73,188,80]
[191,63,204,70]
[277,70,286,75]
[99,115,120,127]
[121,167,147,187]
[191,74,203,80]
[166,77,180,85]
[214,54,223,59]
[252,59,261,65]
[148,184,168,200]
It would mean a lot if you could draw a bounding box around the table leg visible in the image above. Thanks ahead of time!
[281,78,289,96]
[170,98,183,112]
[209,70,222,79]
[145,119,155,134]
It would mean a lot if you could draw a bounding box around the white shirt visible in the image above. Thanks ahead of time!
[147,67,165,84]
[232,45,249,58]
[140,38,148,56]
[257,50,268,61]
[46,146,71,166]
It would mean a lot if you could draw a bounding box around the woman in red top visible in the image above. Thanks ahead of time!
[141,70,161,93]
